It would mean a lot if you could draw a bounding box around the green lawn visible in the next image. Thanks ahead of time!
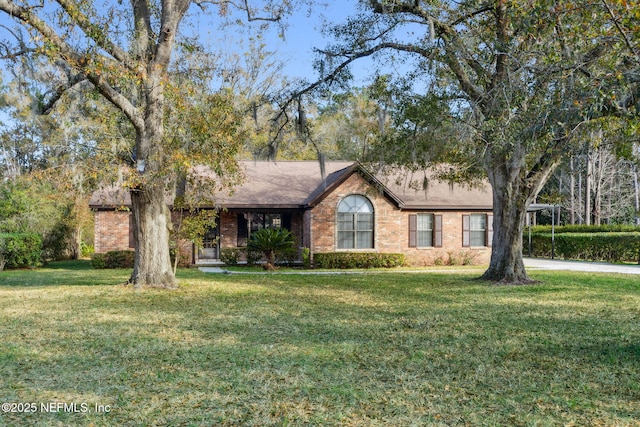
[0,262,639,426]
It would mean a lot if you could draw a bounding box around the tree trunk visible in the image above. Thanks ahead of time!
[71,225,82,260]
[633,167,640,225]
[480,167,533,284]
[125,9,184,289]
[479,143,559,284]
[585,151,592,225]
[130,182,176,289]
[570,157,575,224]
[128,71,176,288]
[593,149,603,225]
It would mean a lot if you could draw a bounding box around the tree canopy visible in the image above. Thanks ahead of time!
[0,0,300,287]
[296,0,639,283]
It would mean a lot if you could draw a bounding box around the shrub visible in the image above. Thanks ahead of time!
[220,248,242,266]
[302,247,311,269]
[246,249,262,265]
[276,245,299,266]
[462,250,479,265]
[91,250,135,269]
[447,251,462,266]
[527,231,640,263]
[91,253,107,269]
[0,233,42,270]
[530,224,640,234]
[42,220,73,260]
[247,228,295,267]
[313,252,405,269]
[433,254,445,266]
[80,243,94,258]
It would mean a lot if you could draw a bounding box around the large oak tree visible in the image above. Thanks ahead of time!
[305,0,638,283]
[0,0,295,287]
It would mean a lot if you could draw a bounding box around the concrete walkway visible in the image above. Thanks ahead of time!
[523,257,640,275]
[200,259,640,276]
[197,266,385,275]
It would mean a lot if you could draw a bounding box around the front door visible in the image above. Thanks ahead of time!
[198,225,220,260]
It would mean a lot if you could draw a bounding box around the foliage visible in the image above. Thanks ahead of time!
[445,250,480,266]
[536,131,640,226]
[530,224,640,234]
[2,263,639,425]
[0,179,93,260]
[91,250,135,269]
[247,228,295,266]
[303,0,639,283]
[528,231,640,263]
[246,248,263,265]
[0,180,55,234]
[302,247,311,269]
[276,245,299,266]
[0,237,5,271]
[0,232,42,270]
[220,246,279,266]
[80,243,94,258]
[0,0,296,287]
[313,252,405,269]
[220,248,243,266]
[89,253,106,269]
[170,208,217,273]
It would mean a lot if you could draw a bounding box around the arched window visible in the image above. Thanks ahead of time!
[337,195,374,249]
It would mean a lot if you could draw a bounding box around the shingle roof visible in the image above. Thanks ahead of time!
[89,160,492,210]
[213,160,355,208]
[376,168,492,210]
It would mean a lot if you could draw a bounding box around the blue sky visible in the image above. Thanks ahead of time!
[204,1,397,88]
[0,1,410,101]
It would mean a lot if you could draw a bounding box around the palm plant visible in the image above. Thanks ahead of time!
[247,228,295,268]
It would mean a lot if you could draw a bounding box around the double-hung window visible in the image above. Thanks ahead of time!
[462,214,493,247]
[417,214,434,247]
[469,214,486,246]
[409,213,442,248]
[337,195,374,249]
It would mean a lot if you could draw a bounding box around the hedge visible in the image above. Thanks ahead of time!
[313,252,405,269]
[527,232,640,263]
[91,250,135,269]
[0,233,42,270]
[530,224,640,234]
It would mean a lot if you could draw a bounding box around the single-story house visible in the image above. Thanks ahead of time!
[90,161,494,266]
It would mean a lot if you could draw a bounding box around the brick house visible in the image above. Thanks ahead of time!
[90,161,494,266]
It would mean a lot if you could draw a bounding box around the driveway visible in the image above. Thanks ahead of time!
[523,257,640,275]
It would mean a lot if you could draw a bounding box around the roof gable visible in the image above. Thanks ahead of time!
[304,162,404,208]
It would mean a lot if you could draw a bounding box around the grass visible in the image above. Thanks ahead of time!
[0,261,639,426]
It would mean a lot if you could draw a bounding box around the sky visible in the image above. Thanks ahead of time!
[0,0,417,111]
[196,1,407,89]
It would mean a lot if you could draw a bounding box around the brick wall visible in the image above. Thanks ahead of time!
[94,176,492,267]
[94,210,133,253]
[403,211,491,266]
[309,173,491,266]
[219,211,238,248]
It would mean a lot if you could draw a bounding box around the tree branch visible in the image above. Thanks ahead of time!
[55,0,138,71]
[194,0,287,22]
[436,23,486,104]
[490,0,508,91]
[601,0,638,61]
[369,0,431,21]
[130,0,154,61]
[282,41,433,115]
[40,72,87,114]
[0,0,142,129]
